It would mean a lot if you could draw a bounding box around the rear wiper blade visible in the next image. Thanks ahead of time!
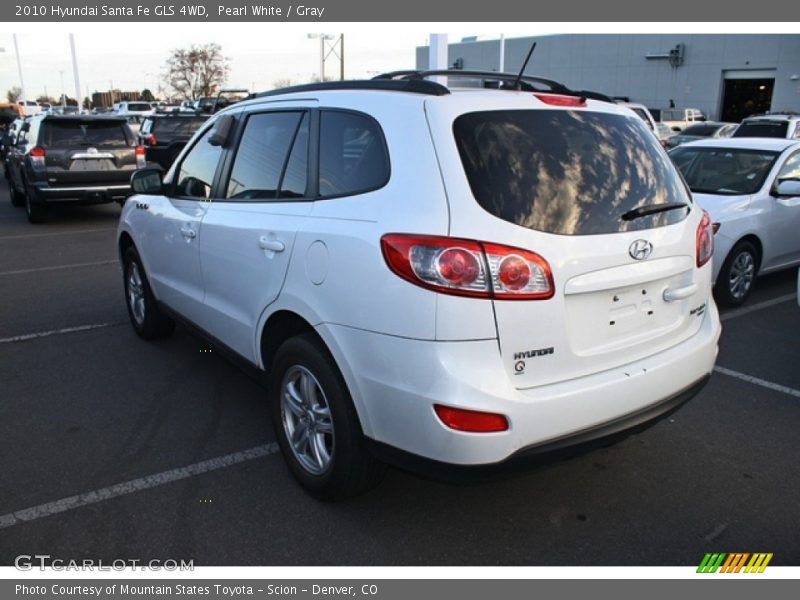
[621,202,688,222]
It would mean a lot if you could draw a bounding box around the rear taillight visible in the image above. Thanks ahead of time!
[145,133,157,146]
[533,93,586,107]
[135,145,146,169]
[30,146,46,168]
[434,404,509,433]
[696,209,714,268]
[380,234,554,300]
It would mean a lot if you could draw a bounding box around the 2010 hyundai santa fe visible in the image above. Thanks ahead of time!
[117,72,721,499]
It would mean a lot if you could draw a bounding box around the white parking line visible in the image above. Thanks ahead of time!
[0,322,124,344]
[0,227,116,241]
[714,366,800,399]
[720,293,796,321]
[0,444,280,530]
[0,259,117,276]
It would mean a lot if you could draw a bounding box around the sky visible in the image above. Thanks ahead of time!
[0,22,788,103]
[0,24,510,102]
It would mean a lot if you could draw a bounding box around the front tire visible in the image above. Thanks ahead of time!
[716,241,759,307]
[122,246,175,339]
[269,333,386,500]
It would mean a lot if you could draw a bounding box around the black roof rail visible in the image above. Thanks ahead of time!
[372,69,616,104]
[253,79,450,99]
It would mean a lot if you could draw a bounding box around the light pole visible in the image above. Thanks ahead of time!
[12,35,27,105]
[69,34,82,111]
[59,70,66,107]
[307,34,340,82]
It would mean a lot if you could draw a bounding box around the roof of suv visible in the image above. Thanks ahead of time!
[676,137,800,152]
[742,113,800,121]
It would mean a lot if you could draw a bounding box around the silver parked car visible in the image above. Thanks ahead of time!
[670,138,800,306]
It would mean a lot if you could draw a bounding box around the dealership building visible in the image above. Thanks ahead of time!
[416,34,800,122]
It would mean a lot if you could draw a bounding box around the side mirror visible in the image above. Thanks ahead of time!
[775,179,800,197]
[208,114,234,147]
[20,121,30,133]
[131,167,164,195]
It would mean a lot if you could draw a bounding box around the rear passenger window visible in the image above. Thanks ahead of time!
[318,111,388,198]
[226,111,307,200]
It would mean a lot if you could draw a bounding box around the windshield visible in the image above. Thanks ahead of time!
[669,146,779,195]
[453,109,691,235]
[733,121,789,138]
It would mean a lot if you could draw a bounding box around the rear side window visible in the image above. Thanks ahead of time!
[733,121,789,138]
[453,110,691,235]
[41,120,131,148]
[318,111,389,198]
[226,111,308,200]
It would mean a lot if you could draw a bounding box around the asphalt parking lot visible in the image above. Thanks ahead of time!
[0,182,798,567]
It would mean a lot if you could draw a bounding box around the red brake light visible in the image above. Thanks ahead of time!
[696,209,714,268]
[135,145,145,156]
[434,404,508,433]
[380,234,554,300]
[436,248,481,286]
[145,133,157,146]
[533,93,586,107]
[30,146,46,158]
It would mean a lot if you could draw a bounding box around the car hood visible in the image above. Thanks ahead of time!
[692,191,754,222]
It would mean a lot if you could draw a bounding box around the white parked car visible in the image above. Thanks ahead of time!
[670,138,800,306]
[113,101,153,117]
[118,73,721,498]
[732,114,800,140]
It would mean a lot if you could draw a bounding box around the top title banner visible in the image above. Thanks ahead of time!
[1,0,793,22]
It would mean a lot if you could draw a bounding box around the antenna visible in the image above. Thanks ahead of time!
[512,42,537,90]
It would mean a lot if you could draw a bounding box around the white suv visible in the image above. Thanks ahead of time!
[118,73,721,499]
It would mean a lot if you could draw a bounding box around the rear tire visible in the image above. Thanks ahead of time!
[269,333,386,500]
[122,246,175,340]
[10,182,25,207]
[715,241,759,307]
[24,184,46,223]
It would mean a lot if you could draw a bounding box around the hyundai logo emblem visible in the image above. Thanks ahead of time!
[629,239,653,261]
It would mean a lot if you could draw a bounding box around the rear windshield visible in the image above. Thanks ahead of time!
[681,123,722,136]
[152,117,207,136]
[41,120,131,148]
[629,107,653,130]
[732,121,789,138]
[453,110,691,235]
[125,103,152,112]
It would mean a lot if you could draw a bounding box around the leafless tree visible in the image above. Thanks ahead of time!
[163,44,230,100]
[6,87,22,103]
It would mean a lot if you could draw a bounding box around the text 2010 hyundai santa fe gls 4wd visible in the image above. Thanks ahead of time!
[118,72,721,499]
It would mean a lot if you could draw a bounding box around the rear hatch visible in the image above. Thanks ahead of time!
[39,118,137,186]
[426,94,711,389]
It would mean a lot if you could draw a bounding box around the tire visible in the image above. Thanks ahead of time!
[269,333,386,500]
[10,181,25,207]
[24,183,46,223]
[715,241,759,307]
[122,246,175,340]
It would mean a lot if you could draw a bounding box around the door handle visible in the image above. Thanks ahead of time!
[663,282,697,302]
[258,236,285,252]
[180,226,197,239]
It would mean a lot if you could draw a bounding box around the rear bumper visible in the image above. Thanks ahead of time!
[367,374,709,481]
[34,183,132,203]
[318,299,721,468]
